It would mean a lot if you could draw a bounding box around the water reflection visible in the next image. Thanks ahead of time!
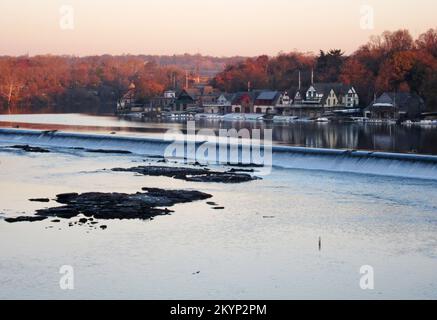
[1,114,437,155]
[181,120,437,155]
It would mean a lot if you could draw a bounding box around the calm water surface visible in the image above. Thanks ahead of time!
[1,113,437,155]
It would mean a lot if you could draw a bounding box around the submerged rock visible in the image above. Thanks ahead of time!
[112,165,259,183]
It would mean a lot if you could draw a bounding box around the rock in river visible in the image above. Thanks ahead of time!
[9,145,50,153]
[5,216,48,223]
[4,188,212,223]
[111,165,259,183]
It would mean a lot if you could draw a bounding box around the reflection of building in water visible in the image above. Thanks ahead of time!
[271,123,359,150]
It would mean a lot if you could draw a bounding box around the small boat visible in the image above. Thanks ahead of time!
[315,117,330,123]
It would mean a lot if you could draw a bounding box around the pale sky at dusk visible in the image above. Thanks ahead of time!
[1,0,436,57]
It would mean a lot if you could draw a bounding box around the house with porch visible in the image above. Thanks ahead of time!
[303,83,359,108]
[148,90,177,113]
[203,93,233,114]
[273,91,293,115]
[174,89,200,113]
[117,82,142,113]
[253,91,280,114]
[231,92,255,113]
[365,92,425,121]
[286,82,360,118]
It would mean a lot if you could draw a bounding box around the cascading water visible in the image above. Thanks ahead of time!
[1,128,437,180]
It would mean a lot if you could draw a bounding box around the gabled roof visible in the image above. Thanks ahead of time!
[230,91,259,104]
[372,92,424,110]
[310,83,354,97]
[256,91,280,101]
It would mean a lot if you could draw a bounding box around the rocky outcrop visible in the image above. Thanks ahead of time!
[5,216,48,223]
[112,165,259,183]
[5,188,212,223]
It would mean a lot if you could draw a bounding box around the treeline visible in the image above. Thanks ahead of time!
[212,29,437,110]
[0,54,243,114]
[1,29,436,114]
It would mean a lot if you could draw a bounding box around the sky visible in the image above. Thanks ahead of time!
[0,0,436,57]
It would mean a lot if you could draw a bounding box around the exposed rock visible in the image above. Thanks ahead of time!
[5,216,48,223]
[185,173,255,183]
[9,145,50,153]
[112,165,259,184]
[9,188,213,222]
[56,193,79,203]
[213,207,225,210]
[100,225,107,230]
[29,198,50,203]
[227,168,255,173]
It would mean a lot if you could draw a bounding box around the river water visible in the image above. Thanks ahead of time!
[1,113,437,155]
[0,114,436,299]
